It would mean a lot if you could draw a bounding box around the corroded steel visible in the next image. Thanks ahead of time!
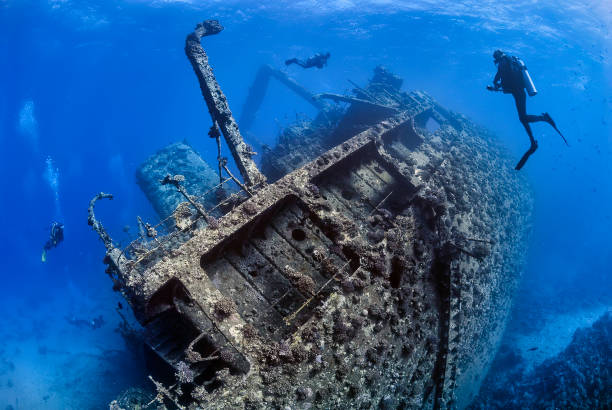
[93,20,532,410]
[185,20,266,188]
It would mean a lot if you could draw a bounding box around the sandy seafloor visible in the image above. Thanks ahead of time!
[511,305,611,372]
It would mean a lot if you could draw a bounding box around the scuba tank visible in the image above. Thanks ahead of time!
[513,57,537,96]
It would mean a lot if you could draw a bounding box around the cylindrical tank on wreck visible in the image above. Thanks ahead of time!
[136,142,220,223]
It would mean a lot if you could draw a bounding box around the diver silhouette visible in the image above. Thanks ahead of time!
[285,52,330,69]
[42,221,64,262]
[487,50,567,170]
[66,314,105,329]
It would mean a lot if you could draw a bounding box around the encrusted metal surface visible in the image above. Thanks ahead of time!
[92,20,532,409]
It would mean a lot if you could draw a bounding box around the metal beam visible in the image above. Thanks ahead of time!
[240,65,328,132]
[185,20,266,188]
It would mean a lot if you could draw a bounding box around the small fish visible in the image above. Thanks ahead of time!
[527,347,538,351]
[117,302,123,309]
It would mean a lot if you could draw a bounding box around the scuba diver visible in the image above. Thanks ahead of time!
[66,315,105,329]
[41,221,64,262]
[487,49,567,170]
[285,52,330,69]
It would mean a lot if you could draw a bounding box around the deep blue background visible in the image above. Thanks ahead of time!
[1,0,610,407]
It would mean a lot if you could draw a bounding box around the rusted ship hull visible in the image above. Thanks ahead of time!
[92,20,532,409]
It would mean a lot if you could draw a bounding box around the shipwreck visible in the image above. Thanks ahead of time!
[90,20,532,409]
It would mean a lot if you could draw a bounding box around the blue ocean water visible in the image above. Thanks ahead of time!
[0,0,610,407]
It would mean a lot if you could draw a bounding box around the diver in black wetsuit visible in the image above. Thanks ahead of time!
[285,52,330,69]
[66,315,105,329]
[42,221,64,262]
[487,50,565,170]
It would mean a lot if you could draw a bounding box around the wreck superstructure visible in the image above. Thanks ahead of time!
[91,20,532,409]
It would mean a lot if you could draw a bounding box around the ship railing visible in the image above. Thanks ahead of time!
[120,177,266,272]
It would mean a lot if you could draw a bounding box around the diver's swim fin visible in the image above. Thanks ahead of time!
[515,140,538,170]
[41,249,47,263]
[554,127,569,146]
[543,112,569,146]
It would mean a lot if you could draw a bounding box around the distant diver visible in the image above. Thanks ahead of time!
[42,221,64,262]
[66,315,105,329]
[285,52,330,69]
[487,49,567,170]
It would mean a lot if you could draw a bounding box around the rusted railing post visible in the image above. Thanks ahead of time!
[161,174,213,224]
[87,192,115,251]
